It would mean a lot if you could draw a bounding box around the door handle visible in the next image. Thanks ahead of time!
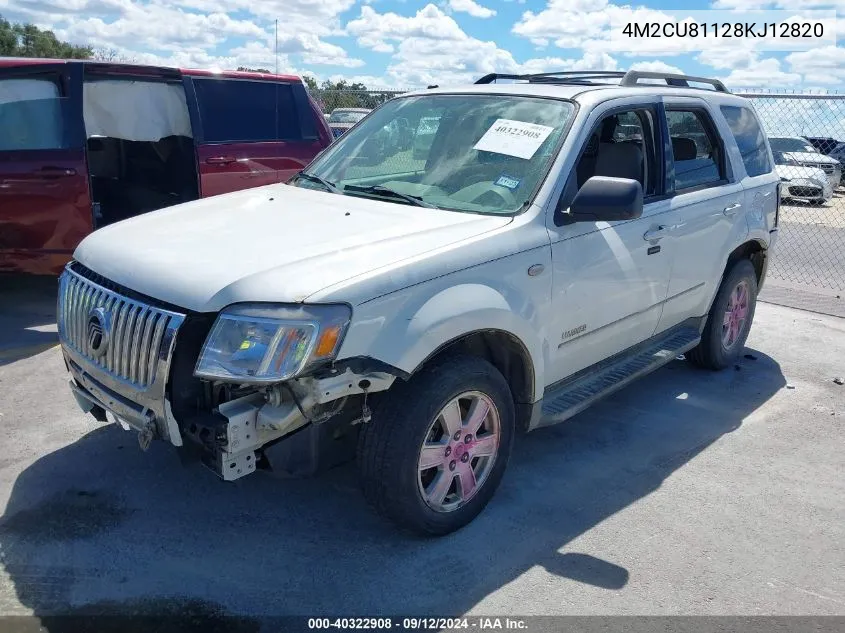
[205,156,236,165]
[643,225,669,242]
[723,202,742,217]
[38,166,77,177]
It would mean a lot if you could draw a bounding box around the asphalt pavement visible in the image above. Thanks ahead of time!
[0,275,842,627]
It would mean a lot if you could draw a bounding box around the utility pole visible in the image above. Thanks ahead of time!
[275,19,279,74]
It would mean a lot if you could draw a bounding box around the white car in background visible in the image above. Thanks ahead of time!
[829,142,845,186]
[773,151,833,205]
[769,136,841,190]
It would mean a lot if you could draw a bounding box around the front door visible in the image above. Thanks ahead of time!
[546,101,675,384]
[0,62,91,274]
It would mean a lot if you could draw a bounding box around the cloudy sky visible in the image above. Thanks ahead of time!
[1,0,843,90]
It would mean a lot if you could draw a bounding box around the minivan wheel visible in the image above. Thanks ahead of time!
[357,355,515,536]
[687,259,758,370]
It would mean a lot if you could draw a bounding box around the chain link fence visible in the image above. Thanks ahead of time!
[311,88,845,301]
[735,93,845,298]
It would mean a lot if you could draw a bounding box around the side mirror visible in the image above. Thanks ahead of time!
[566,176,643,223]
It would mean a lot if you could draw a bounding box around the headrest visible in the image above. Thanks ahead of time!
[595,142,643,181]
[671,137,698,161]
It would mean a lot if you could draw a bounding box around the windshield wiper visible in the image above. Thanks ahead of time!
[296,171,342,194]
[343,184,436,208]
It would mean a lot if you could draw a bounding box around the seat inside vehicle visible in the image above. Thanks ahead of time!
[576,115,646,189]
[83,79,199,228]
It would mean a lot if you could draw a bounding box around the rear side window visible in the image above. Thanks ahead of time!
[277,84,300,140]
[720,105,773,177]
[0,76,66,151]
[665,109,725,190]
[193,78,302,143]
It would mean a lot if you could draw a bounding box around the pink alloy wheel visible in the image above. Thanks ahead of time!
[722,280,750,349]
[417,391,500,513]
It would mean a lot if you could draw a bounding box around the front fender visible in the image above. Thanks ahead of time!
[336,254,552,401]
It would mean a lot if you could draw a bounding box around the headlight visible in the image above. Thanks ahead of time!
[195,303,351,383]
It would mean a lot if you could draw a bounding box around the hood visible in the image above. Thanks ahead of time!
[775,164,827,182]
[782,151,840,165]
[74,184,511,313]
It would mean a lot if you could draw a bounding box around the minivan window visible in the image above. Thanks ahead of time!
[720,105,772,177]
[194,78,279,143]
[298,94,575,215]
[0,77,66,151]
[665,109,725,190]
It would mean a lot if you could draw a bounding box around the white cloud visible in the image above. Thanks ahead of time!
[447,0,496,19]
[722,58,802,89]
[1,0,363,71]
[628,60,684,74]
[785,46,845,85]
[697,47,758,70]
[347,5,466,53]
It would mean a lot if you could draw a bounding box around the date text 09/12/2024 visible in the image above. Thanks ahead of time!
[621,21,824,39]
[307,617,528,630]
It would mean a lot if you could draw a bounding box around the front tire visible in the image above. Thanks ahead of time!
[357,355,515,536]
[688,259,758,370]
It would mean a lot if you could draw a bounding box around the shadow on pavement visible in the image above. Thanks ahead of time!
[0,274,59,366]
[0,349,785,628]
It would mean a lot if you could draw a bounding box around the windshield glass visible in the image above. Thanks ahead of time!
[772,151,797,166]
[770,137,816,153]
[330,110,368,124]
[298,94,575,215]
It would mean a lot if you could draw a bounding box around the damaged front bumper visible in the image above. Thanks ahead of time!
[65,342,395,481]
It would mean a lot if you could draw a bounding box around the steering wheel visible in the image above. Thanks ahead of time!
[451,181,518,208]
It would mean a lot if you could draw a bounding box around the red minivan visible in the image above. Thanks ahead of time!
[0,58,332,275]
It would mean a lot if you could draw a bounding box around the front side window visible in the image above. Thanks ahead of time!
[574,109,657,197]
[297,94,575,215]
[194,78,281,143]
[0,76,66,151]
[666,109,725,190]
[720,105,772,178]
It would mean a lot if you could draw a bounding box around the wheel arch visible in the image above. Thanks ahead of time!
[412,328,536,430]
[704,238,768,317]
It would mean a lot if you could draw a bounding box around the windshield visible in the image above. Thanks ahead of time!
[772,150,799,166]
[297,94,575,215]
[770,137,816,153]
[330,110,368,124]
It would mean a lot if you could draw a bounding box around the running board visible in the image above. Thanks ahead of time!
[538,326,701,427]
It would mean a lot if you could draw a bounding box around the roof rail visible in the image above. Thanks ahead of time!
[620,70,729,93]
[474,71,626,85]
[474,70,730,93]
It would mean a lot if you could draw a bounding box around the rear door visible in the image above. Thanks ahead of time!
[0,62,91,275]
[654,98,747,334]
[186,77,326,197]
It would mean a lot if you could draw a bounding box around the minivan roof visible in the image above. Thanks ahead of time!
[0,57,302,83]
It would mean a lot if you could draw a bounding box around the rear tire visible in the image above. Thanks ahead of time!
[357,354,515,536]
[687,259,758,370]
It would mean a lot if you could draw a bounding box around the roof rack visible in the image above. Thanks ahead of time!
[620,70,729,93]
[474,70,730,93]
[474,71,626,85]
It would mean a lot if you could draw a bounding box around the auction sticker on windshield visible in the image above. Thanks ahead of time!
[473,119,555,160]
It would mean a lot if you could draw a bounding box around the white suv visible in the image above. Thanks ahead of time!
[58,71,779,535]
[768,136,841,190]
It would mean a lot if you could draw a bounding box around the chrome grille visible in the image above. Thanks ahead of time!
[58,267,185,389]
